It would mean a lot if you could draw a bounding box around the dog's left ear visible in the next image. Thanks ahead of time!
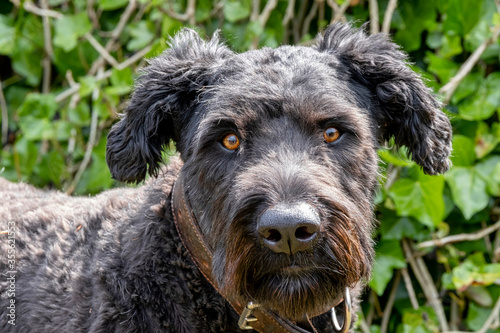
[317,24,452,175]
[106,29,233,183]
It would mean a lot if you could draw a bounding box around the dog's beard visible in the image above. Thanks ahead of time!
[217,200,371,321]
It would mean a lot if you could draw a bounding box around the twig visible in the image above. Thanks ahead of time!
[55,45,152,103]
[250,0,279,49]
[160,0,196,25]
[417,219,500,249]
[0,80,8,147]
[301,1,318,39]
[402,238,449,332]
[10,0,63,18]
[89,0,137,75]
[401,267,419,310]
[87,0,100,29]
[447,297,500,333]
[381,0,397,34]
[293,0,308,44]
[85,33,119,67]
[381,271,401,333]
[41,0,53,94]
[327,0,350,24]
[282,0,295,26]
[369,0,379,34]
[439,24,500,104]
[65,81,100,195]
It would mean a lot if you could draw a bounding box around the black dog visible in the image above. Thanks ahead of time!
[0,24,451,332]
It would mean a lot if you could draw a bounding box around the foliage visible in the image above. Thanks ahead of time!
[1,0,500,332]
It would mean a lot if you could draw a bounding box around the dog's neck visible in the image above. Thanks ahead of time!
[170,174,351,333]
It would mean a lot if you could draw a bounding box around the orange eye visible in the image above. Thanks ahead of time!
[221,133,240,150]
[324,127,340,143]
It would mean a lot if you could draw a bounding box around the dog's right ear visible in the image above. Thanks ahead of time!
[106,29,232,183]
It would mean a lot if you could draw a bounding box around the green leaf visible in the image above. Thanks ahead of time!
[0,15,15,55]
[394,1,436,52]
[458,73,500,121]
[451,254,500,291]
[369,241,406,295]
[465,302,493,331]
[106,67,133,96]
[450,135,475,167]
[378,148,413,167]
[389,170,445,228]
[439,33,463,58]
[98,0,129,11]
[401,307,440,333]
[425,52,459,84]
[19,117,55,141]
[18,93,58,119]
[476,155,500,196]
[13,138,38,179]
[446,167,489,220]
[68,102,91,126]
[224,0,250,23]
[443,0,483,36]
[53,13,92,52]
[451,73,481,104]
[475,122,500,159]
[127,21,154,51]
[380,215,424,241]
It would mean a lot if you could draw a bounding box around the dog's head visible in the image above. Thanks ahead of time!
[106,24,451,321]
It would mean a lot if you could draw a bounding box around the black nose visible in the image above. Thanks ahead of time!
[257,203,320,255]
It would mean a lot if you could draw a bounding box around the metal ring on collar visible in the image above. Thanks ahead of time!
[332,287,351,333]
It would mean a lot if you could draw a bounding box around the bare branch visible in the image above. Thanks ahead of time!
[333,0,350,23]
[439,24,500,104]
[402,239,449,332]
[161,0,196,25]
[401,267,419,310]
[10,0,63,19]
[0,80,8,147]
[381,0,397,34]
[381,271,401,333]
[282,0,296,26]
[417,219,500,249]
[41,0,53,94]
[89,0,138,75]
[369,0,379,34]
[55,45,152,104]
[302,1,318,39]
[85,33,120,67]
[250,0,278,49]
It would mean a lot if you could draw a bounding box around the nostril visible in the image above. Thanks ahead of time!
[265,229,282,242]
[295,226,315,240]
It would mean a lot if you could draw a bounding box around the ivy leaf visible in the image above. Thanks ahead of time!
[458,73,500,121]
[389,170,445,228]
[127,21,154,51]
[476,156,500,196]
[0,15,15,55]
[401,307,440,333]
[224,0,250,23]
[450,135,475,167]
[18,93,58,119]
[98,0,129,11]
[446,167,489,220]
[443,0,483,36]
[369,240,406,295]
[53,13,92,52]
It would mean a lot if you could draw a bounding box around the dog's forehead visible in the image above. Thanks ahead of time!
[199,45,372,128]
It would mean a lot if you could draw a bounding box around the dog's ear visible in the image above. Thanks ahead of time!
[317,24,452,175]
[106,29,232,183]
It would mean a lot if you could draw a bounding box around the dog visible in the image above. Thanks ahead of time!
[0,23,451,332]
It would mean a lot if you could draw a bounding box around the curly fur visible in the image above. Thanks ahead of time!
[1,23,451,332]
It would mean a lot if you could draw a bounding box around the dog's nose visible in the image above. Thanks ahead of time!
[257,203,320,255]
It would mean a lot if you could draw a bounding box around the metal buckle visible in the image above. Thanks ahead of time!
[332,287,352,333]
[238,302,261,330]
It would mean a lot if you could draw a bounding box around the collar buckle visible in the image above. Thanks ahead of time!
[238,302,261,330]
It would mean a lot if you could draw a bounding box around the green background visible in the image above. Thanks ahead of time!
[1,0,499,332]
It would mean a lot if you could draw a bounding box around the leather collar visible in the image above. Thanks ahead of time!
[171,175,350,333]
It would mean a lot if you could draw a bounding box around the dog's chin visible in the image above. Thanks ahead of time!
[246,269,345,321]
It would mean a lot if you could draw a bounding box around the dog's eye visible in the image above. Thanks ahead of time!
[221,133,240,150]
[324,127,340,143]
